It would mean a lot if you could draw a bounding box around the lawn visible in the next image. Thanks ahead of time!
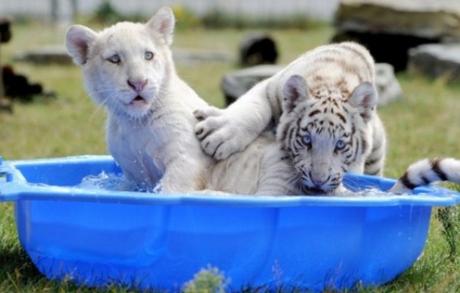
[0,21,459,292]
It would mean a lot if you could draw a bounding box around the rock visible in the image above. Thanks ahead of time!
[408,43,460,82]
[375,63,403,105]
[221,65,281,105]
[221,63,402,106]
[332,31,437,72]
[336,0,460,40]
[239,34,278,67]
[14,46,72,65]
[0,17,12,43]
[333,0,460,71]
[15,45,232,65]
[172,49,232,65]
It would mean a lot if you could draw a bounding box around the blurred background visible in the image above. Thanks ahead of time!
[0,1,460,292]
[0,0,339,24]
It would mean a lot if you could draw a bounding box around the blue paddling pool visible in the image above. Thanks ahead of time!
[0,155,459,291]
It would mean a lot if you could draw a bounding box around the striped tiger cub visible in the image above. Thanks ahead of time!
[195,42,387,194]
[390,158,460,193]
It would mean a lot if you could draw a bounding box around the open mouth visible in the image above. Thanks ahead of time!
[129,95,148,106]
[306,187,328,194]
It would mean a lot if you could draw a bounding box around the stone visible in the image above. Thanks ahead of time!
[221,65,281,105]
[238,34,278,67]
[15,45,232,65]
[0,17,12,43]
[14,46,72,65]
[172,49,232,65]
[221,63,402,106]
[375,63,403,105]
[333,0,460,71]
[408,43,460,82]
[336,0,460,40]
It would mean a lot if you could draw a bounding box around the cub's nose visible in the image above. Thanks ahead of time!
[309,171,331,189]
[127,79,148,92]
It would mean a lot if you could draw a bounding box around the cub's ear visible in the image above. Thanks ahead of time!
[147,6,175,46]
[282,75,308,113]
[65,25,97,65]
[349,81,378,122]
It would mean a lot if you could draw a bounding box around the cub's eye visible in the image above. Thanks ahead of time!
[107,54,121,64]
[144,51,154,61]
[335,139,346,151]
[303,134,312,145]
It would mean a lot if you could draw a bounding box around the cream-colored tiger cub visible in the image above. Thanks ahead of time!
[195,42,387,194]
[66,7,215,193]
[390,158,460,193]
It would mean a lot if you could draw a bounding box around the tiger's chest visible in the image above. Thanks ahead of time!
[108,122,164,187]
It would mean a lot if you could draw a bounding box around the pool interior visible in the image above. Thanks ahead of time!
[11,159,398,194]
[14,160,123,187]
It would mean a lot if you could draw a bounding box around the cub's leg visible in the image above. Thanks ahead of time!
[194,79,273,160]
[157,157,209,194]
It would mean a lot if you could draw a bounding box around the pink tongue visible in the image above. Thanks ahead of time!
[131,99,146,106]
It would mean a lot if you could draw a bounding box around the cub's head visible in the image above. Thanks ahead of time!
[65,7,175,120]
[277,75,378,194]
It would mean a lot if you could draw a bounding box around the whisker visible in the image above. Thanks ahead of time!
[89,98,108,120]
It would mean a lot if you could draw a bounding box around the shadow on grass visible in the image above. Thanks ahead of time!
[0,247,44,289]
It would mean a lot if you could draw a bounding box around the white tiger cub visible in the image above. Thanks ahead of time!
[66,7,215,193]
[390,158,460,193]
[209,75,350,196]
[195,42,387,194]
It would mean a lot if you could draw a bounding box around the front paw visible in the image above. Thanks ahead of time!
[193,106,222,121]
[194,107,243,160]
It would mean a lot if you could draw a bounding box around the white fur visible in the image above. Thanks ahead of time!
[66,7,213,193]
[195,42,387,193]
[390,158,460,194]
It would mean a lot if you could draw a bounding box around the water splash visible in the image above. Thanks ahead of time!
[77,171,160,193]
[75,172,397,197]
[340,187,397,197]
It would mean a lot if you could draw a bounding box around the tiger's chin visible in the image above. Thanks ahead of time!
[301,181,342,196]
[121,96,155,120]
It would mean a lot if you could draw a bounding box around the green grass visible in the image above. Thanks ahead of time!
[1,22,460,292]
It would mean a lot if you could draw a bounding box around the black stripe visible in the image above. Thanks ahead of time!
[336,113,346,124]
[431,159,448,181]
[400,171,417,189]
[287,126,296,149]
[421,175,431,185]
[365,156,381,167]
[308,109,321,117]
[352,136,360,162]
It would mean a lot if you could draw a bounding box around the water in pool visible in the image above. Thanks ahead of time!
[77,172,162,193]
[76,172,396,197]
